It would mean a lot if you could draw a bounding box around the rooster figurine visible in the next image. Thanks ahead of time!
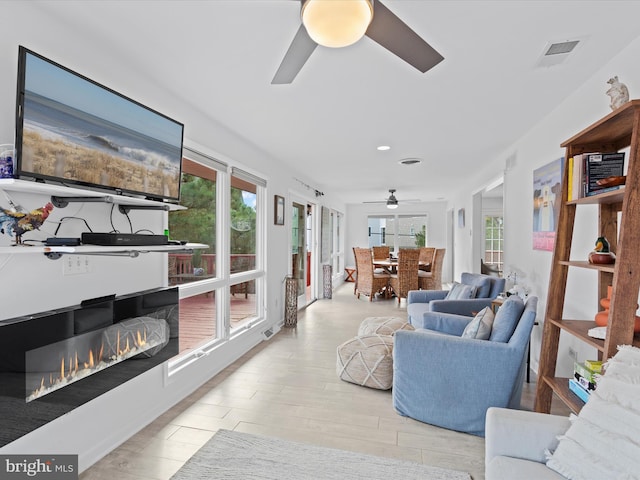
[0,202,54,245]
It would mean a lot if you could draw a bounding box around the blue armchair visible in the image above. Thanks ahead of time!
[407,272,505,328]
[392,296,537,436]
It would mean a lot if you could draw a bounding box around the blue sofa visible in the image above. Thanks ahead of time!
[407,272,505,328]
[392,295,537,436]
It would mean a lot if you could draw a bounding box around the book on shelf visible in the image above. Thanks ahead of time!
[574,362,600,385]
[584,184,623,197]
[569,378,591,403]
[584,152,625,195]
[585,359,603,373]
[567,156,574,201]
[569,154,585,200]
[569,152,625,199]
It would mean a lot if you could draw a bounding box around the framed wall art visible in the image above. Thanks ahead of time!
[274,195,285,225]
[533,157,564,251]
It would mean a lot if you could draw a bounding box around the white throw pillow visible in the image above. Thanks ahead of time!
[460,307,494,340]
[546,345,640,479]
[445,282,476,300]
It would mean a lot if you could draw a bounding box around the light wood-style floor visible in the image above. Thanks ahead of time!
[80,282,570,480]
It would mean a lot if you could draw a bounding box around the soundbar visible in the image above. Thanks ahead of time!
[81,232,169,246]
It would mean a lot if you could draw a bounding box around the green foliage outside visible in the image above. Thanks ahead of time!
[167,174,257,268]
[414,225,426,247]
[230,187,256,255]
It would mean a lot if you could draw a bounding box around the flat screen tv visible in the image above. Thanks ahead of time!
[15,46,184,203]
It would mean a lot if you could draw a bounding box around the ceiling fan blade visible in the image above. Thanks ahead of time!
[366,0,444,73]
[272,24,318,84]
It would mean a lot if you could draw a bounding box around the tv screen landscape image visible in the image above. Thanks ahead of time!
[15,47,184,202]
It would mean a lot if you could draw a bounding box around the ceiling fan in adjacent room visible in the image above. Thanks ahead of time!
[363,189,421,209]
[272,0,444,84]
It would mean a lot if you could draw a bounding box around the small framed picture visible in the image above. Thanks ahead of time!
[458,208,465,228]
[274,195,285,225]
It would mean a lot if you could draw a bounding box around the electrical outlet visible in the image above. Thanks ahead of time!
[63,255,91,275]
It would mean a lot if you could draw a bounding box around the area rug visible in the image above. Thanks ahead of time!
[171,429,471,479]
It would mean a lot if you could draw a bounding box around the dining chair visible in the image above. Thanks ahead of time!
[353,247,391,301]
[419,247,435,272]
[372,245,391,274]
[388,248,421,304]
[418,248,446,290]
[372,245,390,261]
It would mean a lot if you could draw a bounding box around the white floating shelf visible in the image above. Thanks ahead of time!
[0,178,186,210]
[0,243,209,259]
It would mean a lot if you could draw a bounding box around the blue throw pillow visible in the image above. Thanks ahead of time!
[489,295,525,342]
[445,282,476,300]
[461,307,495,340]
[460,273,491,298]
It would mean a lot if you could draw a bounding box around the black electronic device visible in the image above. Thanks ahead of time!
[45,237,81,246]
[15,46,184,203]
[81,232,168,246]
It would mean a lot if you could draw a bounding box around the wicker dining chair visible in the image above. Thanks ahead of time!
[418,248,446,290]
[372,245,391,274]
[388,248,421,304]
[372,245,390,261]
[418,247,435,272]
[353,247,391,301]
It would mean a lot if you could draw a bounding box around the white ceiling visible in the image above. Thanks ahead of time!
[19,1,640,205]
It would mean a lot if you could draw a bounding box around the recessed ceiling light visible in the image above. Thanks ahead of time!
[377,145,391,151]
[399,158,422,166]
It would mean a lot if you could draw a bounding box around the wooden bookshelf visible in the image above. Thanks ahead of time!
[535,100,640,414]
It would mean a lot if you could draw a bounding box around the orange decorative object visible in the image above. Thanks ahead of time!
[595,286,640,332]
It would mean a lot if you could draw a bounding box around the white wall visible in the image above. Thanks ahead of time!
[449,35,640,377]
[345,201,451,283]
[0,2,346,470]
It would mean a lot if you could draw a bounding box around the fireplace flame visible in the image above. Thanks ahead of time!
[29,324,157,402]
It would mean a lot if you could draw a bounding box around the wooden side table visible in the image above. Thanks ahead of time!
[344,267,356,282]
[344,267,357,294]
[491,297,505,314]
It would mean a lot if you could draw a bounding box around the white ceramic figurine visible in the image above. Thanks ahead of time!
[606,76,629,110]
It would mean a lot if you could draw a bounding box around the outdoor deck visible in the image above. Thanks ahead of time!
[178,293,257,354]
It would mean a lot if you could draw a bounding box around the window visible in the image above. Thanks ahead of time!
[368,214,427,251]
[229,168,264,332]
[484,215,503,271]
[167,150,266,370]
[168,158,217,286]
[167,150,223,359]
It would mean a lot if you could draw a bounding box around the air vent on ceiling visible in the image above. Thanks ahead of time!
[545,40,579,56]
[399,158,422,166]
[535,39,583,68]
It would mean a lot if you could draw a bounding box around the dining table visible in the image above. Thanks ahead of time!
[373,259,430,274]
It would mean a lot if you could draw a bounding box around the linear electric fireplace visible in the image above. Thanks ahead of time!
[0,287,178,447]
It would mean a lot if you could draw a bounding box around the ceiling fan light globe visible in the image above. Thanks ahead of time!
[386,202,398,209]
[301,0,373,48]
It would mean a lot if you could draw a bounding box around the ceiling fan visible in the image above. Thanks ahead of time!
[272,0,444,84]
[363,189,421,209]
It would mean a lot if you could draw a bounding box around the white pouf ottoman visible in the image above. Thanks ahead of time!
[358,316,414,336]
[336,334,394,390]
